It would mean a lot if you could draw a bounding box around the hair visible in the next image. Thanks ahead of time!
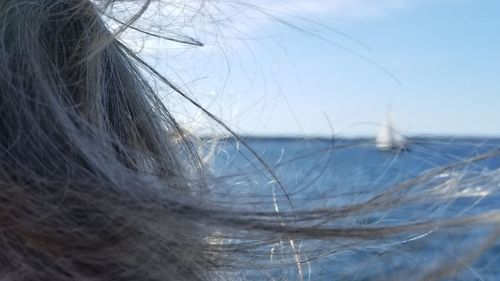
[0,0,499,280]
[0,0,211,279]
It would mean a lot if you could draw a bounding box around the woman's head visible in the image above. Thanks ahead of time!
[0,1,212,280]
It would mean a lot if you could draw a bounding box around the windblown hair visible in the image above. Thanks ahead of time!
[0,0,499,280]
[0,0,210,280]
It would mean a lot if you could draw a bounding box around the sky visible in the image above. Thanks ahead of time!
[126,0,500,137]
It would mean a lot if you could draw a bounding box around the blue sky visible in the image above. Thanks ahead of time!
[131,0,500,137]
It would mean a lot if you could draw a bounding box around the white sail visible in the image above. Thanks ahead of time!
[376,111,406,151]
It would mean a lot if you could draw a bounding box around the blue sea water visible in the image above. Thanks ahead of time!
[210,137,500,280]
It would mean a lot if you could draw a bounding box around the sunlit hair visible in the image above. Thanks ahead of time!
[1,0,499,280]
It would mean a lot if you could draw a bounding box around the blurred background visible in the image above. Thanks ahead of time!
[112,1,500,279]
[122,0,500,138]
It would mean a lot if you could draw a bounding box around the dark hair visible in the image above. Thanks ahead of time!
[0,0,211,279]
[0,1,499,280]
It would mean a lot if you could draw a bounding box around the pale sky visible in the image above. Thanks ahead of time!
[126,0,500,137]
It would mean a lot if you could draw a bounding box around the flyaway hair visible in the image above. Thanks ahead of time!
[0,0,499,280]
[0,0,210,280]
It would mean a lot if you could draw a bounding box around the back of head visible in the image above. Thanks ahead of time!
[0,0,211,280]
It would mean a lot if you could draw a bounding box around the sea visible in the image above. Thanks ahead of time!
[208,137,500,280]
